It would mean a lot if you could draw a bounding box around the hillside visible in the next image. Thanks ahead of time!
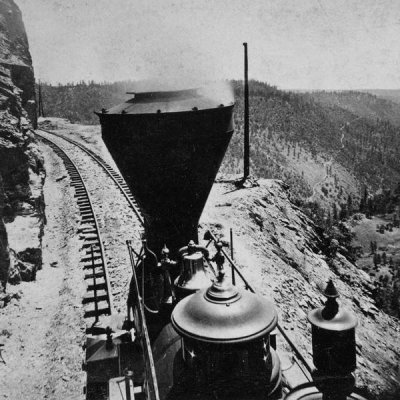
[307,90,400,127]
[201,178,400,399]
[362,89,400,106]
[39,81,400,223]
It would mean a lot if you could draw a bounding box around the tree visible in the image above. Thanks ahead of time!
[339,204,348,220]
[326,210,332,227]
[333,203,338,221]
[367,197,374,218]
[347,194,353,215]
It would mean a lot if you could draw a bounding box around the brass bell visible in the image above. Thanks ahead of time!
[174,240,213,301]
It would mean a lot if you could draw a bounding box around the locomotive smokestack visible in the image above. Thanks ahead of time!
[98,86,234,255]
[243,42,250,179]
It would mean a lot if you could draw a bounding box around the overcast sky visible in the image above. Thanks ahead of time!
[17,0,400,90]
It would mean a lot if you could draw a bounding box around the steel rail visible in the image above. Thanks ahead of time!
[34,130,114,324]
[37,128,145,227]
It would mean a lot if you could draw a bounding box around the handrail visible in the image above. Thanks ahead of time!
[127,240,160,400]
[205,230,313,376]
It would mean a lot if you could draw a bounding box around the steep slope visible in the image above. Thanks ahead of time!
[200,179,400,399]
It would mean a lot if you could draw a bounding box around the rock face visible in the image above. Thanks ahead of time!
[201,179,400,398]
[0,0,36,126]
[0,0,44,298]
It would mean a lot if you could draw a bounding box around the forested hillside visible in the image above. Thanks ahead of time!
[308,90,400,126]
[39,80,400,207]
[363,89,400,106]
[40,81,132,124]
[229,81,400,203]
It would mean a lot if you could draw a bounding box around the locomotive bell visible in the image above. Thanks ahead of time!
[308,280,358,376]
[171,260,281,398]
[174,240,214,301]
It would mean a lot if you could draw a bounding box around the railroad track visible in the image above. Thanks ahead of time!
[37,128,145,227]
[35,131,119,332]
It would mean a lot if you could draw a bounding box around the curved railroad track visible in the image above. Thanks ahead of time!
[37,128,145,227]
[35,131,114,331]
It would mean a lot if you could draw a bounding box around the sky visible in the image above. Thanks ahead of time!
[17,0,400,90]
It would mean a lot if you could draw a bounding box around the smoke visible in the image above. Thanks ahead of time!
[198,81,235,105]
[128,79,234,104]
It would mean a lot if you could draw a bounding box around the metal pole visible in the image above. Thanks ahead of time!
[243,42,250,179]
[142,244,145,309]
[230,228,235,285]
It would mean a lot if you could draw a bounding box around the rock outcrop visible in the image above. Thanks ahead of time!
[0,0,44,300]
[0,0,36,126]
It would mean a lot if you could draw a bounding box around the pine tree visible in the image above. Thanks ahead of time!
[333,203,338,221]
[361,186,368,212]
[347,194,353,215]
[326,210,332,227]
[367,198,374,218]
[339,204,347,220]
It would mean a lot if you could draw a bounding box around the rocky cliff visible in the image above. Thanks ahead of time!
[0,0,44,302]
[0,0,36,125]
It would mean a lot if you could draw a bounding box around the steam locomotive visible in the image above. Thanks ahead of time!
[86,49,369,400]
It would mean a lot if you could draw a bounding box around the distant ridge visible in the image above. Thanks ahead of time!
[360,89,400,105]
[305,90,400,127]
